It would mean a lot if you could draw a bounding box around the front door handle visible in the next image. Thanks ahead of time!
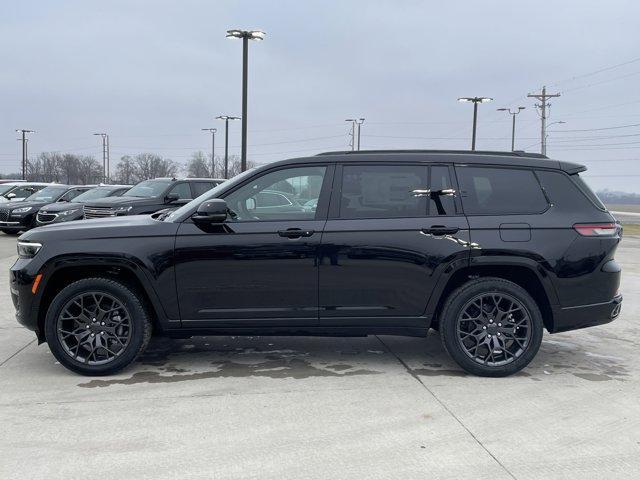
[278,228,315,239]
[421,225,459,236]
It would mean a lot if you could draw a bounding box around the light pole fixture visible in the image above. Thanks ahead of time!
[201,128,217,177]
[16,129,35,180]
[216,115,241,179]
[345,118,365,151]
[226,29,265,173]
[93,132,110,182]
[497,107,525,151]
[544,121,566,155]
[458,97,493,150]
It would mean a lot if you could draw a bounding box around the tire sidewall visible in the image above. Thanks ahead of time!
[45,278,149,376]
[440,278,544,377]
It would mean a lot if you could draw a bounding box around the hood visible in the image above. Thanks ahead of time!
[21,214,179,242]
[84,196,157,207]
[0,200,49,210]
[39,202,83,213]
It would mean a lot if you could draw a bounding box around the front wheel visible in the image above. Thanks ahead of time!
[1,229,19,235]
[44,278,152,375]
[439,277,543,377]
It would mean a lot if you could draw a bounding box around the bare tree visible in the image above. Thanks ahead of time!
[186,151,214,178]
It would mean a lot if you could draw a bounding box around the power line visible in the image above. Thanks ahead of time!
[550,55,640,87]
[549,122,640,133]
[560,70,640,94]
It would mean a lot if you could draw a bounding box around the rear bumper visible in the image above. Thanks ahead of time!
[551,295,622,333]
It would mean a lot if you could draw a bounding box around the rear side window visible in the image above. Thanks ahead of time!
[536,170,604,212]
[192,182,215,197]
[571,174,606,211]
[168,183,192,200]
[456,166,548,215]
[339,165,428,219]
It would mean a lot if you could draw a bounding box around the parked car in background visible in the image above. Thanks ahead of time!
[10,150,622,376]
[36,184,131,226]
[0,184,93,234]
[0,182,51,202]
[83,177,224,219]
[0,179,25,184]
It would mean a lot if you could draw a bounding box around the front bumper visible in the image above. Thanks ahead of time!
[10,258,44,341]
[551,295,622,333]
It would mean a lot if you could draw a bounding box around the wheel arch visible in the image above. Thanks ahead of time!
[427,257,558,333]
[36,257,169,341]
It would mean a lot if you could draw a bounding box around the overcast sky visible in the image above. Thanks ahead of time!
[1,0,639,191]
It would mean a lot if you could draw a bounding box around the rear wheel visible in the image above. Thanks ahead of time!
[1,229,19,235]
[44,278,152,375]
[439,277,543,377]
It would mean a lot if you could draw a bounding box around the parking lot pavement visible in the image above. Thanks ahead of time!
[0,234,639,480]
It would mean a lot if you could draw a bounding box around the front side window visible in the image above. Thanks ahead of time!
[168,183,192,200]
[339,164,428,219]
[192,182,216,197]
[456,166,548,215]
[224,166,326,221]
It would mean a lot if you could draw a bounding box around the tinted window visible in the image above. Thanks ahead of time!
[429,165,456,216]
[457,166,547,215]
[168,183,192,200]
[7,185,43,199]
[192,182,215,197]
[571,174,606,210]
[25,185,69,202]
[126,180,172,198]
[224,166,326,221]
[536,170,602,212]
[59,189,86,202]
[339,165,428,219]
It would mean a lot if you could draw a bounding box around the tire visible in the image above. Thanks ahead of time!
[1,229,19,235]
[439,277,543,377]
[44,277,152,376]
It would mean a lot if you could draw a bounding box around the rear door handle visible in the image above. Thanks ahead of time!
[421,226,459,236]
[278,228,315,238]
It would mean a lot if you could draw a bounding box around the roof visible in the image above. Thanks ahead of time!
[153,177,226,182]
[278,149,585,174]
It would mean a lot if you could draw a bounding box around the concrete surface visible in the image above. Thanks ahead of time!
[1,233,639,479]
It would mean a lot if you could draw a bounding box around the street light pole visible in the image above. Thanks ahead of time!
[93,133,109,183]
[201,128,217,177]
[457,97,493,150]
[15,129,35,180]
[216,115,240,179]
[345,118,365,151]
[226,29,265,172]
[497,107,525,151]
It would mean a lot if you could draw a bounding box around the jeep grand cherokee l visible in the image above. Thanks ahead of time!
[11,150,622,377]
[83,177,224,219]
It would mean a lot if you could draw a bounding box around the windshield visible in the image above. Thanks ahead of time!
[0,184,17,195]
[73,187,117,202]
[125,180,172,198]
[166,169,257,221]
[25,185,68,202]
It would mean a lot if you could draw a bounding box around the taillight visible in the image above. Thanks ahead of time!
[573,223,618,236]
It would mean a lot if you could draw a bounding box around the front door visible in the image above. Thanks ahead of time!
[175,164,332,327]
[319,163,471,326]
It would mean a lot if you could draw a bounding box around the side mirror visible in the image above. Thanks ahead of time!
[192,199,228,224]
[165,192,179,203]
[6,193,16,199]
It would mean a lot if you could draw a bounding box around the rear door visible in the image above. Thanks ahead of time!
[318,163,471,327]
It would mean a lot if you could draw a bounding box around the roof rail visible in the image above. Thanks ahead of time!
[316,149,548,159]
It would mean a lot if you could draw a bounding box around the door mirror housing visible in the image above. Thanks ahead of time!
[165,192,180,203]
[192,199,228,224]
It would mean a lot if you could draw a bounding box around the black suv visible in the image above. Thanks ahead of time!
[82,177,224,219]
[0,184,93,234]
[11,151,622,376]
[36,185,131,226]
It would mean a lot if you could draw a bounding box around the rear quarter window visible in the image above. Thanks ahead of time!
[536,170,605,212]
[456,166,548,215]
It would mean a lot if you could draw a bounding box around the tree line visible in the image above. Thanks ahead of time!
[0,152,253,185]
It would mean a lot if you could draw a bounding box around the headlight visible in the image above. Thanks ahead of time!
[17,241,42,258]
[12,206,32,214]
[114,206,133,213]
[59,208,80,217]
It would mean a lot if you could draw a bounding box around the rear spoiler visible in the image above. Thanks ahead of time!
[560,161,587,175]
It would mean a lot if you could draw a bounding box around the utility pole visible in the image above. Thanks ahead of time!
[93,133,110,183]
[497,107,525,151]
[201,128,217,177]
[527,86,560,156]
[216,115,240,179]
[15,129,35,180]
